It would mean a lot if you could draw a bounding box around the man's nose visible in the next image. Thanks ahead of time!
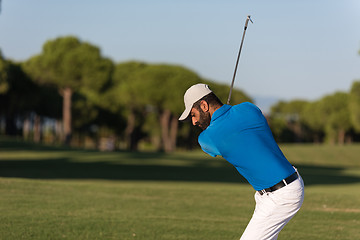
[192,117,197,126]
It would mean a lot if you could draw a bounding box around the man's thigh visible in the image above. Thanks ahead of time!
[240,176,304,240]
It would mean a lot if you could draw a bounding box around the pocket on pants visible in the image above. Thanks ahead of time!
[270,179,304,205]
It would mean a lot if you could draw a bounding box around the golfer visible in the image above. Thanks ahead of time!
[179,83,304,240]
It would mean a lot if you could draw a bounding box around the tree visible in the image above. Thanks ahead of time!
[23,36,113,144]
[319,92,352,144]
[302,100,324,142]
[0,50,9,94]
[106,62,253,152]
[0,57,42,136]
[131,64,202,152]
[204,81,252,106]
[302,93,353,144]
[102,61,148,150]
[349,81,360,132]
[269,100,308,142]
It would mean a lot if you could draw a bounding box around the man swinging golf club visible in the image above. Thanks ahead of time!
[178,83,305,239]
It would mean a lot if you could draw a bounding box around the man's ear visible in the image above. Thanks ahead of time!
[200,100,209,112]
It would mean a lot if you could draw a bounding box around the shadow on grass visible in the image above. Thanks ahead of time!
[1,157,360,186]
[1,137,360,186]
[0,156,247,183]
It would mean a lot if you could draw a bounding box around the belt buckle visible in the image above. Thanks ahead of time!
[282,179,288,186]
[260,189,267,195]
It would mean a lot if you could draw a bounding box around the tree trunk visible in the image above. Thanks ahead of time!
[338,129,345,145]
[313,133,319,143]
[345,135,352,144]
[293,123,302,142]
[23,117,30,141]
[55,119,63,144]
[125,109,137,151]
[160,109,178,152]
[33,114,41,143]
[61,87,72,145]
[160,109,171,152]
[169,115,178,151]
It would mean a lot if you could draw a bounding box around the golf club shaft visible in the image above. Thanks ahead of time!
[227,15,252,105]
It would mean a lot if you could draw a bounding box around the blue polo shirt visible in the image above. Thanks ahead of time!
[198,102,295,191]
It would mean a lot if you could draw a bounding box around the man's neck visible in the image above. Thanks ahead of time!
[209,104,223,118]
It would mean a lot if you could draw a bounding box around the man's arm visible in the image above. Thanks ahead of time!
[198,132,220,157]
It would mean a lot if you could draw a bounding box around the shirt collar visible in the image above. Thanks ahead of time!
[211,104,232,122]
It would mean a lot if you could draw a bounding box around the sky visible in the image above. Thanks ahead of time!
[1,0,360,111]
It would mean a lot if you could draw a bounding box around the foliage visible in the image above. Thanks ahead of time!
[103,61,148,113]
[204,80,253,105]
[24,37,113,91]
[302,100,324,134]
[118,64,202,151]
[22,36,114,144]
[271,92,356,144]
[0,50,9,94]
[319,92,352,143]
[103,62,254,151]
[269,100,308,142]
[0,59,43,135]
[2,36,360,148]
[349,81,360,132]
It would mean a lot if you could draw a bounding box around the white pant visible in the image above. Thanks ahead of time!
[240,172,305,240]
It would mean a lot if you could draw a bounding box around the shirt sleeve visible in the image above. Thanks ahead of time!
[201,147,218,157]
[198,131,220,157]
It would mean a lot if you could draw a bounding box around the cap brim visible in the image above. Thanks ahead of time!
[178,106,191,121]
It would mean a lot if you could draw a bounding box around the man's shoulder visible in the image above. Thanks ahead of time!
[230,102,261,115]
[228,102,266,125]
[233,102,258,110]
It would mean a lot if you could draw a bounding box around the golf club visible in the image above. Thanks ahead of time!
[227,15,253,105]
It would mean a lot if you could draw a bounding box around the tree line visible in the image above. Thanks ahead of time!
[0,36,251,151]
[1,36,359,150]
[268,81,360,144]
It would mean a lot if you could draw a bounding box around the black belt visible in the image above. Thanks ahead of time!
[258,172,298,195]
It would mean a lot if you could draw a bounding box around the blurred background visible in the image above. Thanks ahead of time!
[1,0,360,151]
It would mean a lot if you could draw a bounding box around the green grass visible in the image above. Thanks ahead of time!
[1,137,360,239]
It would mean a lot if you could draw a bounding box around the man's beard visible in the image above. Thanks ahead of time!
[196,110,211,130]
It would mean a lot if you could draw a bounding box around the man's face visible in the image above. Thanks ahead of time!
[190,107,211,130]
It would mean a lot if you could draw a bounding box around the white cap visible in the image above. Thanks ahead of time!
[179,83,212,120]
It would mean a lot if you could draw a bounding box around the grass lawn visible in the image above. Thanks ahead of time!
[1,137,360,239]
